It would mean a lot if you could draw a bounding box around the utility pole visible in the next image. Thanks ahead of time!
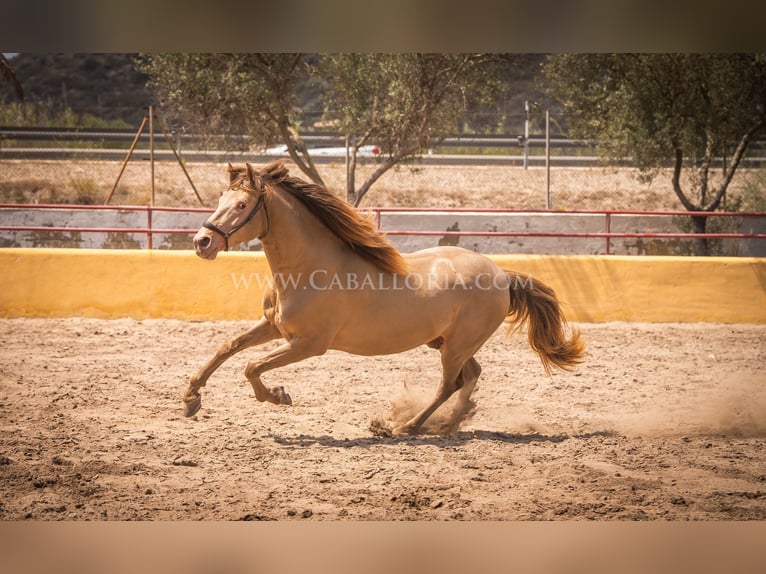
[523,100,530,170]
[545,109,551,209]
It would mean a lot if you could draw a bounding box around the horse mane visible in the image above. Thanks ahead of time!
[232,161,408,275]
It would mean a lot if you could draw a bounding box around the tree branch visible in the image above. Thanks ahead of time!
[672,146,699,211]
[277,122,325,186]
[0,54,23,101]
[698,126,715,207]
[704,119,764,211]
[353,143,422,206]
[352,157,398,207]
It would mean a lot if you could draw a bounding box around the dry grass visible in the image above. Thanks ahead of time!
[0,158,762,211]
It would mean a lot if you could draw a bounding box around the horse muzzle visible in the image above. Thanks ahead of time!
[193,228,222,260]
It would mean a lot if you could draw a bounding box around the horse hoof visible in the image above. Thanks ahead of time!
[392,423,418,436]
[273,386,292,406]
[369,418,393,437]
[184,395,202,418]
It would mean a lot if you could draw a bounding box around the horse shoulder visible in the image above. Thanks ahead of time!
[265,284,342,349]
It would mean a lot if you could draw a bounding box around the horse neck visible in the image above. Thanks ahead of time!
[259,185,347,277]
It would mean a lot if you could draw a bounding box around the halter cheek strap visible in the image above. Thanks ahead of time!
[202,180,270,251]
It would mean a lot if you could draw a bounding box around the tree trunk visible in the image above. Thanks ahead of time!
[345,135,357,204]
[279,123,325,187]
[692,215,709,256]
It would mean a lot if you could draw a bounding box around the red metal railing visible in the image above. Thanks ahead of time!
[1,203,765,254]
[0,203,213,249]
[370,207,766,255]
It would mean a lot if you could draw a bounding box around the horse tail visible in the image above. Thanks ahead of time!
[504,270,585,375]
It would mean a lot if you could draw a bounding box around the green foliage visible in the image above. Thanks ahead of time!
[543,54,766,209]
[1,53,152,126]
[0,102,131,129]
[135,54,314,149]
[318,54,509,158]
[320,53,511,203]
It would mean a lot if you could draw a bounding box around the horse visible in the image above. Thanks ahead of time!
[183,160,584,435]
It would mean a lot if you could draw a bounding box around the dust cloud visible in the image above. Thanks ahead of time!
[370,383,478,437]
[608,371,766,438]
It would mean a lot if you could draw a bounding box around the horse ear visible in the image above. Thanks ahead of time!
[245,163,257,186]
[262,159,287,183]
[226,163,237,184]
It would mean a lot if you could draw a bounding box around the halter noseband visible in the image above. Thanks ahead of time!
[202,178,270,251]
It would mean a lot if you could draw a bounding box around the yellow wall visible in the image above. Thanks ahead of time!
[490,255,766,323]
[0,249,271,321]
[1,249,764,323]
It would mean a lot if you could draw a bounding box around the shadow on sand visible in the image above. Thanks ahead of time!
[267,429,617,449]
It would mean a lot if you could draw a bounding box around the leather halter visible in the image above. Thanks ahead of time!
[202,178,270,251]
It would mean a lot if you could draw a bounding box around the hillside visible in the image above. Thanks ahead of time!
[0,53,559,134]
[1,53,153,127]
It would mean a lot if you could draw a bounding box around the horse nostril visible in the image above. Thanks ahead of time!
[197,236,211,250]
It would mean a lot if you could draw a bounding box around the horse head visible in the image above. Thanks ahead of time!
[193,163,270,259]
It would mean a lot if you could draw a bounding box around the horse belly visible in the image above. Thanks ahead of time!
[328,271,507,356]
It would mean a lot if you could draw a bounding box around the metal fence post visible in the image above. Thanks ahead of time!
[147,206,153,250]
[149,105,155,207]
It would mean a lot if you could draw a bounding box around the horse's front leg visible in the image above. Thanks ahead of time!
[183,318,282,417]
[244,336,327,406]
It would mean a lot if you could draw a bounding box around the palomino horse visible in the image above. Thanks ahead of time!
[183,161,584,435]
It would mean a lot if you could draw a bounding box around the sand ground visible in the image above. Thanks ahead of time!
[1,317,764,520]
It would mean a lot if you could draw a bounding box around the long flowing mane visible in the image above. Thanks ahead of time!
[240,161,408,275]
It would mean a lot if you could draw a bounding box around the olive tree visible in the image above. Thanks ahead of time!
[136,54,326,186]
[318,53,508,205]
[543,53,766,255]
[138,53,509,206]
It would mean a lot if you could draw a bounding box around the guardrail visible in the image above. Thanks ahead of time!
[0,126,594,148]
[3,127,765,167]
[3,126,765,149]
[1,204,765,255]
[0,127,603,167]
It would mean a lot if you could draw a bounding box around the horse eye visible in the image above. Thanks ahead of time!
[237,201,247,210]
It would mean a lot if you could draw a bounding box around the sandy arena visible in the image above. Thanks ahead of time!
[0,317,764,520]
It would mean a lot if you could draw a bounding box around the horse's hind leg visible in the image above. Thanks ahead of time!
[183,318,281,417]
[449,357,482,426]
[393,356,482,436]
[393,350,467,436]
